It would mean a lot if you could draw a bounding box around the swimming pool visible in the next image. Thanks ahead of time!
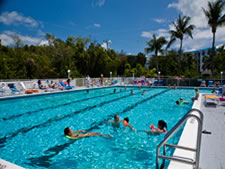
[0,87,210,169]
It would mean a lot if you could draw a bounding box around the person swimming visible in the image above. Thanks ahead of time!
[123,117,135,131]
[142,120,167,135]
[131,89,134,95]
[176,100,180,105]
[106,114,122,128]
[114,89,116,93]
[142,90,146,96]
[180,98,189,104]
[64,127,111,139]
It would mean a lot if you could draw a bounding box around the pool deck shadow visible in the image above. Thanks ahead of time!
[199,97,225,169]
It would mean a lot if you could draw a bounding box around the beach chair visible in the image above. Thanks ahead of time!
[200,80,206,87]
[208,81,214,87]
[153,80,158,86]
[159,80,163,86]
[7,83,22,94]
[0,82,10,96]
[59,81,72,90]
[204,95,219,107]
[20,82,40,94]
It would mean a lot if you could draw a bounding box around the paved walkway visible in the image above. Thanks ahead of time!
[199,98,225,169]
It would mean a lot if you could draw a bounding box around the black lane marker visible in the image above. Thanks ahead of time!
[1,89,128,121]
[0,90,143,146]
[26,89,169,168]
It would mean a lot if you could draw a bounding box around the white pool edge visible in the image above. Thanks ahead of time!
[0,158,25,169]
[167,94,203,169]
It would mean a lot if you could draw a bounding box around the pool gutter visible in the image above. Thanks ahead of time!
[167,94,203,169]
[0,158,25,169]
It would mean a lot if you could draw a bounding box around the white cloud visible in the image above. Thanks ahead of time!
[0,31,48,46]
[0,11,39,27]
[154,18,166,23]
[167,0,225,51]
[101,40,112,49]
[141,29,170,41]
[141,31,152,38]
[93,23,101,28]
[92,0,105,7]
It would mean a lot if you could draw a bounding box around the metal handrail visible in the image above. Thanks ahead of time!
[156,108,203,169]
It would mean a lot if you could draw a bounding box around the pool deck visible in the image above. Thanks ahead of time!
[0,158,25,169]
[199,96,225,169]
[168,94,225,169]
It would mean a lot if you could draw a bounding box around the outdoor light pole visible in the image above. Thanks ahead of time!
[67,69,71,79]
[158,71,160,85]
[110,72,112,80]
[221,71,223,84]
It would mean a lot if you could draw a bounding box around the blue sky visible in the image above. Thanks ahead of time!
[0,0,225,55]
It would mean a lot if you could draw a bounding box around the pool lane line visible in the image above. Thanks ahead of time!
[25,89,169,168]
[0,90,144,146]
[1,88,130,121]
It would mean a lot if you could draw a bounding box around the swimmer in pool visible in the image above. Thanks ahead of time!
[142,90,146,96]
[64,127,111,139]
[142,120,167,135]
[123,117,135,131]
[131,89,134,95]
[176,100,180,105]
[180,98,189,104]
[106,114,122,127]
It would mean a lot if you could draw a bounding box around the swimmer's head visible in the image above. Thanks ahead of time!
[124,117,129,123]
[158,120,167,130]
[176,100,179,105]
[195,88,198,92]
[180,98,183,101]
[64,127,72,136]
[114,114,120,121]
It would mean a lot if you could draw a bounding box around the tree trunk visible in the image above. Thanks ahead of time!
[211,31,216,76]
[155,50,159,73]
[178,39,183,76]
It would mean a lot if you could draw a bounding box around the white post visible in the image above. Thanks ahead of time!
[110,72,112,80]
[158,71,160,85]
[67,69,71,79]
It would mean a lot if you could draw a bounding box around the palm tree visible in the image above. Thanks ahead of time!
[202,0,225,75]
[145,34,167,72]
[168,15,195,75]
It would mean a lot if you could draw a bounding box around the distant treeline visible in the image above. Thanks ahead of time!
[0,34,224,79]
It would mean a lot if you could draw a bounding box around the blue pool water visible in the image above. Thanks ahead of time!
[0,87,210,169]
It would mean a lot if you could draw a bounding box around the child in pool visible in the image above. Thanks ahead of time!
[142,120,167,135]
[180,98,189,104]
[123,117,135,131]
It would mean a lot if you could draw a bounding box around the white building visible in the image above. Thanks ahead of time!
[186,45,224,75]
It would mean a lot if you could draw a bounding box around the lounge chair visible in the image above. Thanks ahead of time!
[0,82,10,96]
[204,95,219,107]
[59,81,72,90]
[200,80,206,87]
[153,80,158,86]
[7,83,22,95]
[208,81,214,87]
[20,82,40,94]
[159,80,163,86]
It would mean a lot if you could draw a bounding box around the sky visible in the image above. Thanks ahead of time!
[0,0,225,55]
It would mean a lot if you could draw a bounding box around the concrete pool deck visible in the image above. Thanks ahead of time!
[168,94,225,169]
[199,97,225,169]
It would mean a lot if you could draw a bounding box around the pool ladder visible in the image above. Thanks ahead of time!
[156,108,203,169]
